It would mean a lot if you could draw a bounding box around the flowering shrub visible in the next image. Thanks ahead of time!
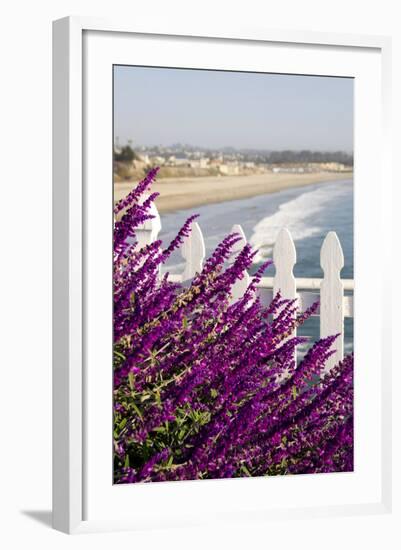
[113,168,353,483]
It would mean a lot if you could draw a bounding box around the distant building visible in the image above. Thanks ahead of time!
[137,154,150,165]
[189,158,209,169]
[219,163,239,175]
[166,155,190,166]
[209,155,224,166]
[150,156,166,165]
[174,158,191,166]
[272,166,303,174]
[271,162,351,174]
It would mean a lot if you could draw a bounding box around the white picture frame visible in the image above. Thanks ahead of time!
[52,16,392,534]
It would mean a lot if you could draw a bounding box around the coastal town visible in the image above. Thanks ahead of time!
[114,142,353,183]
[113,143,353,215]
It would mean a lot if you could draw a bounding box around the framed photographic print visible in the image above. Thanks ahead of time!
[52,17,392,534]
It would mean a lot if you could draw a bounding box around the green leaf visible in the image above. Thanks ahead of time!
[153,426,166,433]
[166,455,174,468]
[154,389,161,407]
[131,401,143,420]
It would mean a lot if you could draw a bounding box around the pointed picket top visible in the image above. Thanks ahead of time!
[228,224,247,263]
[320,231,344,372]
[273,228,296,269]
[273,228,297,299]
[181,221,206,281]
[320,231,344,274]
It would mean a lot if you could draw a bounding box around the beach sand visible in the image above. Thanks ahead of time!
[114,172,352,214]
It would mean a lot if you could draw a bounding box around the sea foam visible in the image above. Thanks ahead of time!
[250,182,350,261]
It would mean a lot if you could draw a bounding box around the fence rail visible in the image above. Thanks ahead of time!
[136,202,354,369]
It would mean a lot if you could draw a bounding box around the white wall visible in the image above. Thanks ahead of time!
[0,1,399,548]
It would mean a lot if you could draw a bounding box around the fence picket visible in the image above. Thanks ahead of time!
[135,197,161,250]
[320,231,344,371]
[273,228,297,363]
[273,228,297,302]
[228,224,250,302]
[181,222,205,282]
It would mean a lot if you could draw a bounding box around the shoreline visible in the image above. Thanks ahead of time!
[114,172,352,214]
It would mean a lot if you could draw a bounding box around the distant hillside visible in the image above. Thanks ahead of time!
[266,150,353,166]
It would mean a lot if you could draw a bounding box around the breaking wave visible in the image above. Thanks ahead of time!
[250,182,350,261]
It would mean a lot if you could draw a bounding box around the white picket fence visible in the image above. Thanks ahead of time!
[136,204,354,370]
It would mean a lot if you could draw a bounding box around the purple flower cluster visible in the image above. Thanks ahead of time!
[113,170,353,483]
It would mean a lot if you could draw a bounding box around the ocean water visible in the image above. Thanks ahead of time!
[159,178,354,354]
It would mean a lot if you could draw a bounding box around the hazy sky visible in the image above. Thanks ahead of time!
[114,66,353,152]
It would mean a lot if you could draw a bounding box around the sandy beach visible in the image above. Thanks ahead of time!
[114,172,352,214]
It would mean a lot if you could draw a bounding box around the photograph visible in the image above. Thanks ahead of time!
[112,65,354,484]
